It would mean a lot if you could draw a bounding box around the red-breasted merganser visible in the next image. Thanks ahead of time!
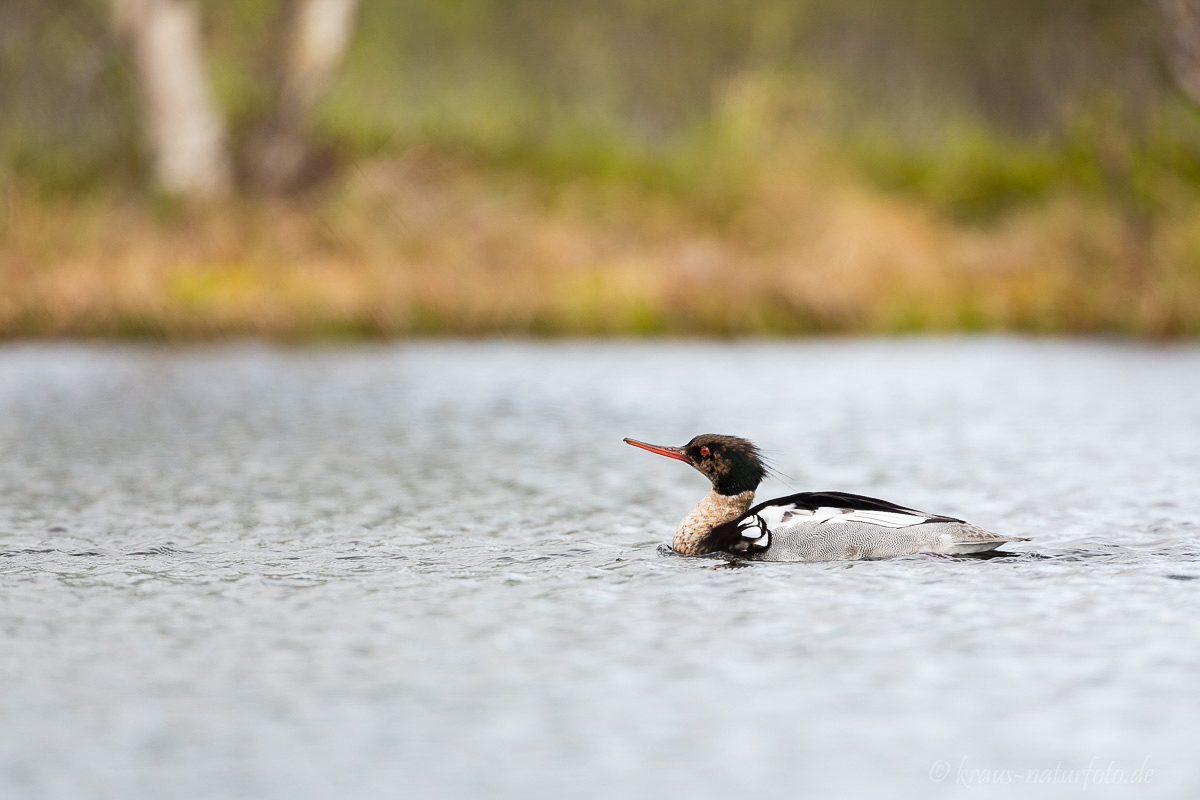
[624,434,1028,561]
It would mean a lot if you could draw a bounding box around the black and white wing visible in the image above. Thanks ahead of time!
[721,491,963,555]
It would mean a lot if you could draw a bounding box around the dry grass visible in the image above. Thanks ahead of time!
[4,146,1200,339]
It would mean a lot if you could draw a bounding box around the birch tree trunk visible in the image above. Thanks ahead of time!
[113,0,232,198]
[244,0,362,192]
[1160,0,1200,106]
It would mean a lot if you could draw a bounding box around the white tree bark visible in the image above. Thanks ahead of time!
[1160,0,1200,106]
[113,0,232,198]
[288,0,362,114]
[245,0,361,191]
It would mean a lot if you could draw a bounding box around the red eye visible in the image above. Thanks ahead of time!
[700,446,711,456]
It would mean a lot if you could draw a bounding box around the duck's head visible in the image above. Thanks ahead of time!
[623,434,768,496]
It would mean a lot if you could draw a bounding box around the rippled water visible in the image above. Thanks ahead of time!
[1,340,1198,799]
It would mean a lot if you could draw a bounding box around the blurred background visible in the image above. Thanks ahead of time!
[5,0,1200,338]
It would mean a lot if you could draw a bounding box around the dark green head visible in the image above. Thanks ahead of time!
[624,433,768,495]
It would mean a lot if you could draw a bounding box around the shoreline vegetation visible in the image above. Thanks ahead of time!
[6,142,1199,340]
[4,0,1200,339]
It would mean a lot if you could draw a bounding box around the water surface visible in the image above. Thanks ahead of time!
[1,340,1198,799]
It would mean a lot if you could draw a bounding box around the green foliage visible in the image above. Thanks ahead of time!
[2,0,1195,220]
[0,0,142,192]
[847,126,1063,222]
[845,95,1200,224]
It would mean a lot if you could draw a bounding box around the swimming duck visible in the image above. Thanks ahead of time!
[624,434,1027,561]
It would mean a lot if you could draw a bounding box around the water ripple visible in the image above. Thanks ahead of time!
[1,340,1198,799]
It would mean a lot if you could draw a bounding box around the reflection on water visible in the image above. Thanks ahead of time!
[1,340,1198,799]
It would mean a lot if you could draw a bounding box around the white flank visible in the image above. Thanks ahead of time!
[821,508,929,528]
